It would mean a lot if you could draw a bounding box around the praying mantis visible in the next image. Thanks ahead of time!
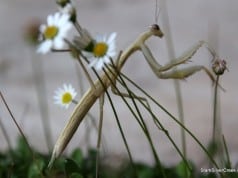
[49,24,217,166]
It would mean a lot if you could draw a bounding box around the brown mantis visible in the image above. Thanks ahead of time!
[49,24,217,166]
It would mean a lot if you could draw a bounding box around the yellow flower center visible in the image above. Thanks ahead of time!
[44,26,58,39]
[93,42,108,57]
[62,92,72,104]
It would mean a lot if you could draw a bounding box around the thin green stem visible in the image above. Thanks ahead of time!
[0,91,34,157]
[212,75,219,142]
[74,21,84,36]
[96,96,104,178]
[76,56,96,90]
[105,60,191,172]
[160,1,187,176]
[212,75,225,167]
[119,72,224,177]
[222,135,231,168]
[74,61,85,97]
[1,92,46,178]
[91,68,138,178]
[31,50,53,151]
[51,48,71,52]
[74,56,104,151]
[106,64,166,177]
[115,71,191,173]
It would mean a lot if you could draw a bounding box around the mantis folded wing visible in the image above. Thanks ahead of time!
[49,24,215,167]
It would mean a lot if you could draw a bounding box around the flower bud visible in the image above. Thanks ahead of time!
[61,3,77,23]
[56,0,71,7]
[73,29,95,52]
[212,59,227,75]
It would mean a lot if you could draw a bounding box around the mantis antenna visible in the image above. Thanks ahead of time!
[154,0,161,24]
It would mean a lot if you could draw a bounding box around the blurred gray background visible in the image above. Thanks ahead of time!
[0,0,237,166]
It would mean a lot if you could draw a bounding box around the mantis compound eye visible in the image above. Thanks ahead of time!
[150,24,163,37]
[150,24,160,30]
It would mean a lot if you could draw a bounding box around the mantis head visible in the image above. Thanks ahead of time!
[150,24,164,38]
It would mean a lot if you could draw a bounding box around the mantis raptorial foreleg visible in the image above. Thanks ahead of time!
[141,42,215,81]
[49,24,217,167]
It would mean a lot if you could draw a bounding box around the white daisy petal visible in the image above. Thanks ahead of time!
[83,51,94,59]
[47,14,54,26]
[53,12,61,23]
[107,32,117,44]
[54,37,65,49]
[95,59,104,70]
[37,40,52,54]
[102,34,107,42]
[89,59,98,68]
[103,56,111,64]
[107,51,116,58]
[58,14,70,26]
[39,24,47,33]
[96,34,104,42]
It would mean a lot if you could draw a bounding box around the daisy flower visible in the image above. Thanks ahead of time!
[53,84,77,109]
[37,12,72,54]
[86,32,117,71]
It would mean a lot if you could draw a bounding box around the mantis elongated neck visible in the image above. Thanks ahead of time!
[118,28,163,71]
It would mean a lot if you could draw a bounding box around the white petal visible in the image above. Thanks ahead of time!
[47,14,54,26]
[37,40,52,54]
[103,56,110,64]
[53,12,61,23]
[107,32,117,44]
[95,59,105,70]
[83,51,94,59]
[107,50,116,58]
[89,59,98,68]
[39,24,47,33]
[96,34,104,42]
[58,14,70,26]
[53,37,65,49]
[61,22,73,34]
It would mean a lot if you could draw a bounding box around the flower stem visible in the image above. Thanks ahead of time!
[212,75,219,142]
[160,0,187,175]
[30,49,53,151]
[0,91,33,156]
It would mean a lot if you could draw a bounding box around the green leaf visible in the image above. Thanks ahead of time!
[70,172,84,178]
[138,167,154,178]
[27,159,45,178]
[70,148,83,165]
[15,136,31,160]
[175,160,192,178]
[65,158,81,176]
[207,141,218,157]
